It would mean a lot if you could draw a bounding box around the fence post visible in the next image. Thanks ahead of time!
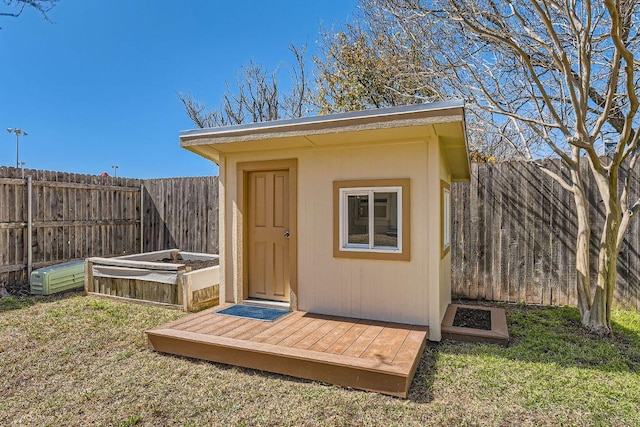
[140,183,144,254]
[84,259,94,293]
[27,175,33,283]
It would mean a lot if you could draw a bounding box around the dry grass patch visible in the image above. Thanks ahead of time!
[1,294,639,426]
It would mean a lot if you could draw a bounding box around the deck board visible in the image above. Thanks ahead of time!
[360,324,410,362]
[308,319,361,352]
[222,317,273,339]
[185,313,237,333]
[202,317,252,335]
[277,317,329,347]
[325,323,369,355]
[162,309,210,330]
[250,312,303,342]
[292,316,341,350]
[146,305,428,397]
[342,323,385,358]
[393,328,428,365]
[261,317,314,345]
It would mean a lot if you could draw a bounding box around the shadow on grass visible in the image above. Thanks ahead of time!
[406,304,640,403]
[407,342,438,403]
[0,290,85,313]
[432,305,640,375]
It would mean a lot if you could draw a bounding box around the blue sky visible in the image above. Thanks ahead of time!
[0,0,357,178]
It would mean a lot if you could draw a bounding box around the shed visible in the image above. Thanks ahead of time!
[179,101,470,341]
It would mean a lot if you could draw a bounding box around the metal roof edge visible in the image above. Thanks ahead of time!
[179,100,465,139]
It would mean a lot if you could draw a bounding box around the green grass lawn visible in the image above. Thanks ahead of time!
[1,293,638,426]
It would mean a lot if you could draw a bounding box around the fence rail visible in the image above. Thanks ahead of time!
[0,167,219,294]
[2,162,639,310]
[451,161,640,310]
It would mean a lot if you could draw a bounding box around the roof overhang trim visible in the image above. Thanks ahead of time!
[180,101,471,181]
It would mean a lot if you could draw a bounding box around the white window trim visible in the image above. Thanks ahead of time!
[443,187,451,249]
[339,186,403,254]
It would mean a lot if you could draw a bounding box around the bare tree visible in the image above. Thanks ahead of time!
[313,1,515,159]
[181,44,312,129]
[373,0,639,333]
[1,0,57,23]
[283,44,312,118]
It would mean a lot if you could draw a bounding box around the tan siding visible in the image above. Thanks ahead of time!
[439,149,453,326]
[297,143,430,325]
[219,155,232,304]
[426,141,442,339]
[223,140,434,326]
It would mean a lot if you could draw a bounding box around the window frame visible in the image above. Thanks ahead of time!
[340,186,403,252]
[333,178,411,261]
[441,180,451,258]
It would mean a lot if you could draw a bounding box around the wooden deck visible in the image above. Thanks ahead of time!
[146,305,428,397]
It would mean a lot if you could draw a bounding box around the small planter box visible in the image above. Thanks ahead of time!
[85,249,219,311]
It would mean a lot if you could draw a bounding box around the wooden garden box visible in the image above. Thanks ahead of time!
[85,249,219,311]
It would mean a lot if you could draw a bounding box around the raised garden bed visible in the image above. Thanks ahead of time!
[85,249,219,311]
[441,303,509,345]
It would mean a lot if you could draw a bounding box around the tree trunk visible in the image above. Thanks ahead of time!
[583,163,622,335]
[572,182,592,326]
[584,217,619,335]
[573,164,622,335]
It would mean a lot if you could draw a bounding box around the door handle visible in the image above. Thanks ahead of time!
[284,230,290,238]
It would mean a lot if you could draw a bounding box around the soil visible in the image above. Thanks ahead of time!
[159,257,219,270]
[453,307,492,330]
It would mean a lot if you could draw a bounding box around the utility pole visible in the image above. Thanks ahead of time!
[112,165,119,178]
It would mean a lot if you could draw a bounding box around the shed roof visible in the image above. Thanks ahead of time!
[180,100,471,181]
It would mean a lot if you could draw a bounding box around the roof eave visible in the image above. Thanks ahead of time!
[178,101,471,179]
[179,100,465,143]
[451,108,471,182]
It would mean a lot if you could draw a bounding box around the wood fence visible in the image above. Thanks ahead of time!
[142,176,218,254]
[0,167,141,292]
[2,161,639,310]
[0,167,219,294]
[451,161,640,310]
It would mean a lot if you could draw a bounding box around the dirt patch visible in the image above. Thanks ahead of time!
[158,257,218,270]
[453,307,492,330]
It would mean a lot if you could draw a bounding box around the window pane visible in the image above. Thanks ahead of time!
[347,195,369,245]
[373,192,398,248]
[374,196,388,219]
[444,189,451,247]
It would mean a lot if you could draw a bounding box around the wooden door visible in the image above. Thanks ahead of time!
[247,170,291,302]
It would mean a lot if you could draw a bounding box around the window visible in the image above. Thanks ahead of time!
[343,188,401,250]
[333,179,410,261]
[441,180,451,257]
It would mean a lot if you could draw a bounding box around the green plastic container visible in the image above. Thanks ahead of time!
[30,261,85,295]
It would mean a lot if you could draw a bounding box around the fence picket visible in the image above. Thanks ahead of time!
[2,161,638,310]
[452,160,640,309]
[0,167,218,293]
